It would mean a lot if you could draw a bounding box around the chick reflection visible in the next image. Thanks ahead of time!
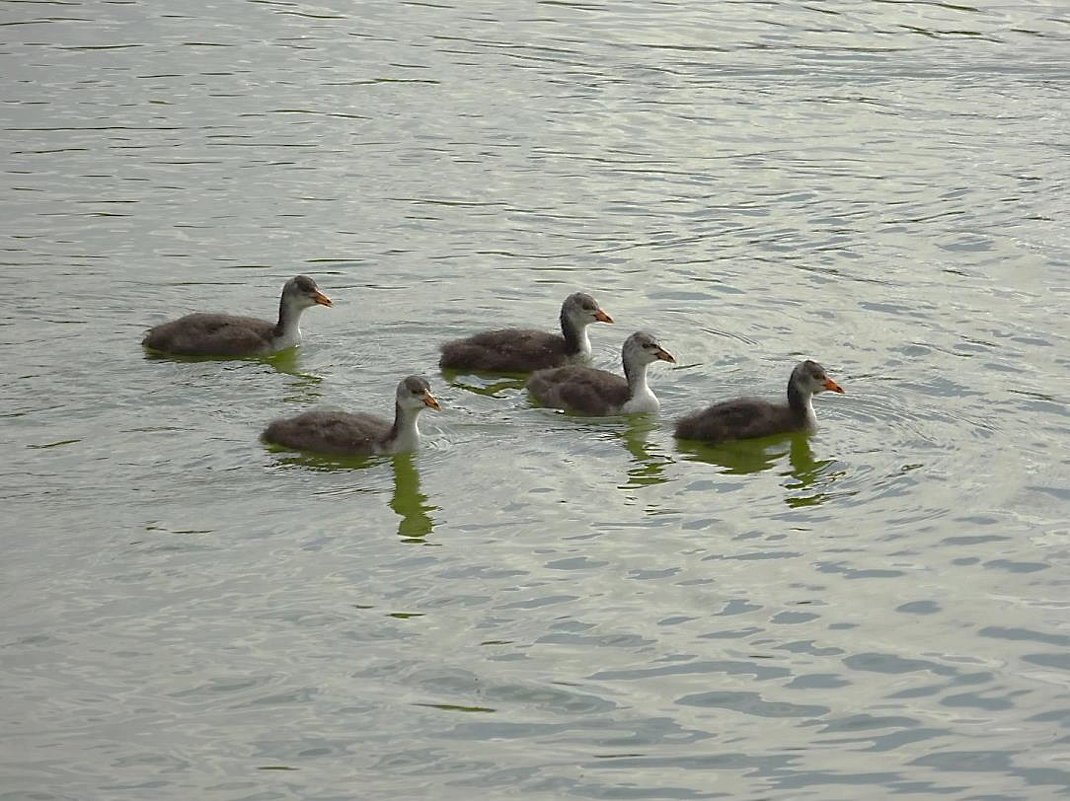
[265,348,324,381]
[389,453,438,543]
[782,436,840,509]
[677,434,841,507]
[675,434,790,475]
[616,415,672,490]
[143,345,323,382]
[440,371,527,398]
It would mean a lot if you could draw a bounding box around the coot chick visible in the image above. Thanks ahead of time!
[262,376,440,456]
[438,292,612,372]
[675,360,844,443]
[142,275,332,356]
[526,331,675,415]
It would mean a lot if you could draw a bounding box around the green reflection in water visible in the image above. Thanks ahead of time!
[781,436,839,508]
[143,345,324,383]
[389,453,439,544]
[677,433,846,508]
[616,414,673,490]
[265,350,327,406]
[676,435,789,475]
[264,451,438,542]
[266,448,378,472]
[264,348,323,381]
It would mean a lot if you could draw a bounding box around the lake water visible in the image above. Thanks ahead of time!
[3,1,1069,799]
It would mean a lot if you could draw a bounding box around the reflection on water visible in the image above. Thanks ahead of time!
[264,348,324,382]
[441,370,527,398]
[10,0,1068,796]
[143,346,324,382]
[782,436,848,509]
[141,349,235,366]
[676,434,792,475]
[267,449,377,472]
[676,433,847,508]
[616,415,672,491]
[390,454,438,544]
[266,451,438,542]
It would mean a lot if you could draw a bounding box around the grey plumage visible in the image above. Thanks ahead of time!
[262,376,440,456]
[526,331,675,415]
[142,313,277,356]
[142,275,331,356]
[439,292,612,372]
[674,360,845,443]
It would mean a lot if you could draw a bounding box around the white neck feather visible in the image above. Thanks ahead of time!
[621,363,659,414]
[575,326,592,359]
[378,410,422,455]
[802,393,818,430]
[272,302,306,351]
[389,423,420,454]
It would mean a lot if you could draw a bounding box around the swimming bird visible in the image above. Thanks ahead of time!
[262,376,440,456]
[526,331,675,415]
[674,360,844,443]
[438,292,612,372]
[142,275,332,356]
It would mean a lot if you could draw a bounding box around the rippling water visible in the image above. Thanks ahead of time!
[4,1,1069,799]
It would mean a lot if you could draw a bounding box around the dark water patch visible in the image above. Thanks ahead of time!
[911,750,1070,789]
[765,768,950,795]
[592,659,790,682]
[714,599,764,617]
[897,600,941,614]
[769,611,820,624]
[844,652,957,677]
[818,713,922,734]
[699,626,764,640]
[500,594,580,610]
[545,556,609,570]
[941,533,1009,546]
[941,690,1020,711]
[538,631,654,649]
[1027,708,1070,725]
[816,562,907,579]
[1022,653,1070,672]
[676,691,828,718]
[983,558,1049,573]
[979,626,1070,647]
[777,640,844,657]
[785,673,850,690]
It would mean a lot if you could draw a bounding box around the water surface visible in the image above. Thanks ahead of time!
[3,1,1069,799]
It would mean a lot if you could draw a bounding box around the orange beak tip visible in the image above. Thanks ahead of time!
[596,311,614,323]
[826,379,845,394]
[315,293,333,307]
